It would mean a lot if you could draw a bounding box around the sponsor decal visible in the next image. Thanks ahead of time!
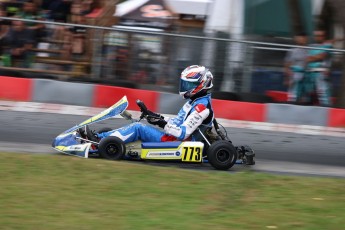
[148,151,177,157]
[176,151,181,156]
[72,146,82,150]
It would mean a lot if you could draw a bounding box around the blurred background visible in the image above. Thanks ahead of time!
[0,0,345,108]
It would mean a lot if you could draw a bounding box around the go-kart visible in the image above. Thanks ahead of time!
[52,96,255,170]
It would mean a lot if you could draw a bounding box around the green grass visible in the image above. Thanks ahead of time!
[0,152,344,230]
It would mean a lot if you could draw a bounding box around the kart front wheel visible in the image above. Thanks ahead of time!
[98,136,126,160]
[207,140,237,170]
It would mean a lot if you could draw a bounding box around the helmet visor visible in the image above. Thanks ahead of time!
[179,78,200,93]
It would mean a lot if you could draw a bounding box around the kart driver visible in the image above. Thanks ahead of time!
[81,65,215,143]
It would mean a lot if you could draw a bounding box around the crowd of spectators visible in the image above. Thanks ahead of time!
[0,0,95,68]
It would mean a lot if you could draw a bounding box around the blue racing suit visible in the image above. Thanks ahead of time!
[97,94,214,144]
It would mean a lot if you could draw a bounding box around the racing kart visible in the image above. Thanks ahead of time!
[52,96,255,170]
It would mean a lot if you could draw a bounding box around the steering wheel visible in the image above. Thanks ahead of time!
[136,99,149,120]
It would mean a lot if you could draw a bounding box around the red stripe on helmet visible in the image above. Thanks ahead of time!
[191,81,204,93]
[186,72,198,78]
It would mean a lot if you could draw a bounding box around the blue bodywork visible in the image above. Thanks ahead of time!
[52,133,79,148]
[52,96,129,157]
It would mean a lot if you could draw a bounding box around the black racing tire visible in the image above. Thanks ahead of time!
[98,136,126,160]
[207,140,238,170]
[97,127,112,134]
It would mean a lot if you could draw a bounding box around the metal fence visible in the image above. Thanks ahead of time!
[0,17,344,98]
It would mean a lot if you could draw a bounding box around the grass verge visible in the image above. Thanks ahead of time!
[0,152,344,230]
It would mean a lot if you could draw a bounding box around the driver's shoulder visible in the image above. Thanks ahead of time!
[191,94,211,105]
[191,100,211,114]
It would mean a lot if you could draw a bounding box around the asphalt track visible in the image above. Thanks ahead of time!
[1,111,345,177]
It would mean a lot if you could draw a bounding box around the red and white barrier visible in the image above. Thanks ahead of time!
[0,76,344,128]
[0,76,32,101]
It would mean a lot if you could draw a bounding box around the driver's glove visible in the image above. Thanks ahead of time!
[146,110,161,119]
[146,111,167,128]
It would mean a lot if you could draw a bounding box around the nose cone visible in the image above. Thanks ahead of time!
[52,132,79,149]
[52,135,61,148]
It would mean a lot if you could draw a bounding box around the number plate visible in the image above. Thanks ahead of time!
[181,142,204,162]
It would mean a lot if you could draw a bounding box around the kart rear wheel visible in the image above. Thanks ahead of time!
[98,136,126,160]
[207,140,237,170]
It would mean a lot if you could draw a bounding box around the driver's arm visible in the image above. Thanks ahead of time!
[164,104,210,140]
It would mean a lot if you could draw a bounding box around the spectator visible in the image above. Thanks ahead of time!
[2,19,34,67]
[43,0,72,23]
[63,2,88,60]
[48,1,88,71]
[41,0,52,10]
[81,0,94,15]
[305,29,333,106]
[0,4,10,43]
[284,32,308,103]
[48,0,73,45]
[70,1,82,22]
[0,5,10,65]
[17,1,46,42]
[1,1,22,17]
[70,16,87,60]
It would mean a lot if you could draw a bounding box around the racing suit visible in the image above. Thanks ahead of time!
[97,94,214,144]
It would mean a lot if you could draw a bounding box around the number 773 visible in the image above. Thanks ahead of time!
[182,146,202,162]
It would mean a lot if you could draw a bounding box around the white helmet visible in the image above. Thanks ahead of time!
[179,65,213,99]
